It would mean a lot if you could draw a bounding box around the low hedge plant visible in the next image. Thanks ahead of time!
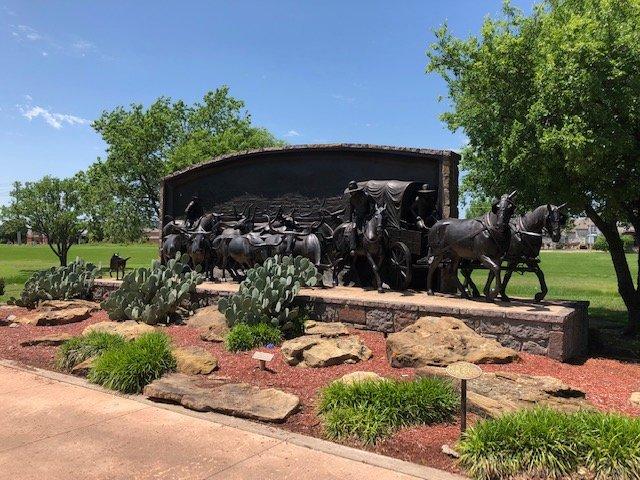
[318,377,458,444]
[225,322,283,352]
[457,407,640,480]
[88,331,176,393]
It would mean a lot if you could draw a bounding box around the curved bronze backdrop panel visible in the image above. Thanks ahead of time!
[160,144,459,225]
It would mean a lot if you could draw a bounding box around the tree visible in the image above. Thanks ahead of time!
[1,177,84,266]
[427,0,640,334]
[91,87,283,236]
[465,196,493,219]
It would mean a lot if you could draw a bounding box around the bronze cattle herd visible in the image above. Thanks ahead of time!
[160,180,567,301]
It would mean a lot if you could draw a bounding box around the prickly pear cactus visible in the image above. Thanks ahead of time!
[10,258,99,308]
[218,255,319,333]
[101,252,204,325]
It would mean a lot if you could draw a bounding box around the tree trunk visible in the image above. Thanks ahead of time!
[586,205,639,336]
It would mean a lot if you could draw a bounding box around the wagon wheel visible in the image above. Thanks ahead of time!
[387,241,412,290]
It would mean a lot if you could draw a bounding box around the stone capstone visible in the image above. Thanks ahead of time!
[143,374,299,422]
[386,316,519,367]
[417,366,590,417]
[186,306,229,343]
[281,334,372,368]
[172,346,218,375]
[83,320,156,340]
[20,333,73,347]
[14,307,93,326]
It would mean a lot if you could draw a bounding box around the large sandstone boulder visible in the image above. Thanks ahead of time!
[172,346,218,375]
[20,333,73,347]
[186,306,229,343]
[83,320,155,340]
[304,320,349,337]
[386,316,519,367]
[14,307,93,326]
[417,366,590,417]
[38,300,100,312]
[144,374,299,422]
[281,334,372,368]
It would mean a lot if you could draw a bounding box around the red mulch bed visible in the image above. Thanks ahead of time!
[2,306,639,475]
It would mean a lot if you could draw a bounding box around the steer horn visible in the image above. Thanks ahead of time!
[508,190,518,199]
[558,202,567,210]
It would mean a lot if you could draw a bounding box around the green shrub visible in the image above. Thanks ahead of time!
[101,253,203,325]
[10,258,99,308]
[593,235,608,251]
[88,332,176,393]
[225,322,283,352]
[218,255,318,336]
[622,234,636,252]
[318,377,458,444]
[56,331,126,371]
[457,407,640,480]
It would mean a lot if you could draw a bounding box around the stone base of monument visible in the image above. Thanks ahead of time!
[92,279,588,362]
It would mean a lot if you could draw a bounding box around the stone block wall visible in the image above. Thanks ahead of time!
[91,279,589,362]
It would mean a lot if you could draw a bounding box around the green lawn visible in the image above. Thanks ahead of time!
[0,244,634,325]
[0,243,158,301]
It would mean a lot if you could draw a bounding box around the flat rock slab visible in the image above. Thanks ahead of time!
[336,371,384,384]
[83,320,155,340]
[14,307,93,326]
[304,320,349,337]
[38,300,100,312]
[417,366,590,417]
[630,392,640,407]
[386,316,519,368]
[281,334,372,368]
[144,374,299,422]
[71,357,95,376]
[172,346,218,375]
[186,306,229,342]
[20,333,73,347]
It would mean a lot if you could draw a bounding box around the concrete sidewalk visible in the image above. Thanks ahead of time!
[0,362,465,480]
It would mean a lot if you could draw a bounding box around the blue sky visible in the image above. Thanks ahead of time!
[0,0,535,205]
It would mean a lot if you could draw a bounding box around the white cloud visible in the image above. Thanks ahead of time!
[20,105,88,130]
[11,24,42,41]
[331,93,356,104]
[24,94,32,101]
[284,130,300,138]
[9,24,98,58]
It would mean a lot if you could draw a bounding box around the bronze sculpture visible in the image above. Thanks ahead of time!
[460,203,567,301]
[426,191,518,300]
[158,180,561,303]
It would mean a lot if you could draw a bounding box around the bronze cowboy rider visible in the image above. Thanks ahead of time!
[410,184,438,231]
[184,195,204,229]
[345,180,376,256]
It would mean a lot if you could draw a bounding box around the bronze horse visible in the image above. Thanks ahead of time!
[460,203,567,301]
[426,191,518,300]
[332,204,386,293]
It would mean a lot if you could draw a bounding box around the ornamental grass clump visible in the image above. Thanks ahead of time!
[457,407,640,480]
[224,322,283,352]
[56,331,126,371]
[318,377,458,444]
[88,332,176,394]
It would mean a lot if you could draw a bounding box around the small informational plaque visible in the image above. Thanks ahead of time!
[445,361,482,380]
[252,351,274,362]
